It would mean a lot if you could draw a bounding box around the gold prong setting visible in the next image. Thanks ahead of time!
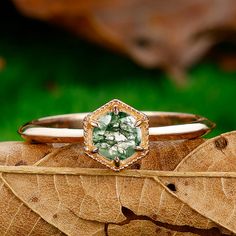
[90,120,100,128]
[83,99,149,171]
[113,105,119,115]
[91,147,99,153]
[135,146,144,151]
[135,119,143,127]
[114,156,120,167]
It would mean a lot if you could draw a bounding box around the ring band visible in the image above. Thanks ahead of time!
[19,113,214,142]
[18,99,215,171]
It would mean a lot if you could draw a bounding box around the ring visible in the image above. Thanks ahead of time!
[18,99,215,171]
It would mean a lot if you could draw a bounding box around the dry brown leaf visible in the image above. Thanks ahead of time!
[107,220,199,236]
[160,131,236,235]
[0,136,234,235]
[0,142,63,235]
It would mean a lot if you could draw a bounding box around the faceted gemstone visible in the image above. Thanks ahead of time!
[92,112,141,160]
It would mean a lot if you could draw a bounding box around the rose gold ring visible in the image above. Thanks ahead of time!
[18,99,215,171]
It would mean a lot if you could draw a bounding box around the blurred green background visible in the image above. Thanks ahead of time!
[0,2,236,141]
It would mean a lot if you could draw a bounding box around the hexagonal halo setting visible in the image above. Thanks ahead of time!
[83,99,149,171]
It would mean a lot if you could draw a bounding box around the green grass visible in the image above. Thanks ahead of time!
[0,12,236,141]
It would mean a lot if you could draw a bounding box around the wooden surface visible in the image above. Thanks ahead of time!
[0,132,235,235]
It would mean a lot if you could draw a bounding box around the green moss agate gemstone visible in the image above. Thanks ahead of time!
[92,112,141,160]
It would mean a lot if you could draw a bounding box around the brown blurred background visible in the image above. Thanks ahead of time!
[0,0,236,140]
